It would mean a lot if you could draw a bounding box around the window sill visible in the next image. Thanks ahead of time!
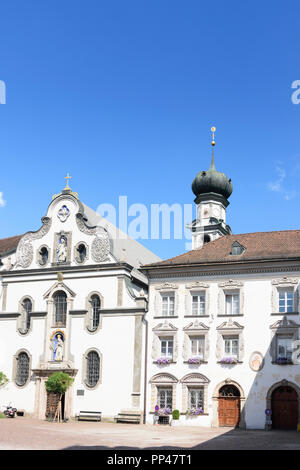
[217,361,242,365]
[154,316,178,319]
[153,361,176,365]
[271,312,299,316]
[184,315,209,318]
[272,361,295,365]
[183,361,208,365]
[180,412,209,416]
[217,314,243,317]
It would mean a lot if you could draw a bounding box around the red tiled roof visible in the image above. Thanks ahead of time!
[0,235,23,256]
[143,230,300,268]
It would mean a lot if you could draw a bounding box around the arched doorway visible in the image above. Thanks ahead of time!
[218,384,240,427]
[271,386,298,430]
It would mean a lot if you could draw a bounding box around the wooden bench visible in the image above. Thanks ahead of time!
[76,410,102,422]
[114,412,141,424]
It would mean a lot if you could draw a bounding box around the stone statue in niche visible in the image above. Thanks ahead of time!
[57,235,67,263]
[51,333,64,361]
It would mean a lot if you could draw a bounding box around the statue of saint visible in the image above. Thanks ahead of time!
[57,235,67,263]
[51,333,64,361]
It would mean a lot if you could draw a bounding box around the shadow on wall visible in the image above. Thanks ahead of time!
[242,313,300,431]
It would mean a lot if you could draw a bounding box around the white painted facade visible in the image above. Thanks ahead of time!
[0,186,160,420]
[145,270,300,429]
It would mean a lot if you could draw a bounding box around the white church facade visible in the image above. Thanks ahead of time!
[0,134,300,430]
[0,181,160,421]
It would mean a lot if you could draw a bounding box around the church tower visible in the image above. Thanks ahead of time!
[188,127,233,249]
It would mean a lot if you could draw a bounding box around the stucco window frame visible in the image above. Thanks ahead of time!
[216,319,244,363]
[180,373,210,415]
[182,321,210,363]
[44,282,75,331]
[269,317,300,364]
[84,291,103,334]
[152,322,178,364]
[17,296,35,336]
[73,241,89,265]
[82,348,102,390]
[184,282,210,317]
[154,283,179,318]
[149,373,178,413]
[13,349,32,388]
[271,278,299,315]
[218,280,244,317]
[36,244,51,267]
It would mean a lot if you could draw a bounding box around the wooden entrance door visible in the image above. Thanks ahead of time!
[271,386,298,430]
[218,385,240,427]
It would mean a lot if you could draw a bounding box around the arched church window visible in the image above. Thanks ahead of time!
[19,298,32,334]
[15,352,30,386]
[86,351,100,387]
[76,243,87,263]
[23,298,32,333]
[203,234,211,244]
[90,294,101,331]
[54,291,67,327]
[38,246,49,266]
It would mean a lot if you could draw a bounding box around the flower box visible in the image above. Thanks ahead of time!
[276,357,293,365]
[188,357,204,364]
[156,357,171,365]
[157,407,172,416]
[219,357,238,364]
[187,407,204,416]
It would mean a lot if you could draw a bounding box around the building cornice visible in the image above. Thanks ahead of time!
[143,259,300,279]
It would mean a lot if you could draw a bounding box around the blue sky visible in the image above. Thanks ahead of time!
[1,0,300,260]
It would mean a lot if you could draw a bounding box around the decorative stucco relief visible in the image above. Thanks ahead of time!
[14,217,52,269]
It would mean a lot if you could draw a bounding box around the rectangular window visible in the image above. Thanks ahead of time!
[225,293,240,315]
[160,337,174,359]
[162,295,175,316]
[190,336,205,358]
[188,388,204,410]
[192,294,206,315]
[277,336,293,361]
[279,290,294,313]
[224,336,239,359]
[158,387,173,410]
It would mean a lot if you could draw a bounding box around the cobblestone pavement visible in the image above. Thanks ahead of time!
[0,417,299,450]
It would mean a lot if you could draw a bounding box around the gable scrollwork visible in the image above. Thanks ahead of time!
[14,217,52,269]
[76,213,111,262]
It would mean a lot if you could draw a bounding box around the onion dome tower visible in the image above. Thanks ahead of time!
[188,127,233,249]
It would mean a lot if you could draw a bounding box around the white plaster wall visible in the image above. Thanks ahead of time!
[146,272,300,429]
[71,315,136,417]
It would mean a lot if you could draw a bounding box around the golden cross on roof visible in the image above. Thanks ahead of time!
[64,173,72,189]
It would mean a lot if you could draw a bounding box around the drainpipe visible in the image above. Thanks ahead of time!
[143,315,148,425]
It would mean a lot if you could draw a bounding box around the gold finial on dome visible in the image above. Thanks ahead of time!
[211,126,216,146]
